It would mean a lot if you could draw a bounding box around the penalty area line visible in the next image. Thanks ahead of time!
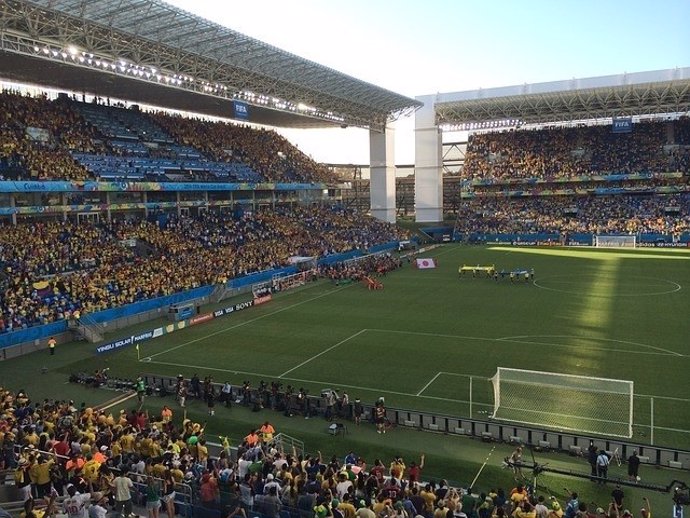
[145,284,352,361]
[279,329,368,378]
[417,372,443,396]
[145,358,487,406]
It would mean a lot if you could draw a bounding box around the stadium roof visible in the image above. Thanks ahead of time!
[0,0,421,131]
[427,68,690,127]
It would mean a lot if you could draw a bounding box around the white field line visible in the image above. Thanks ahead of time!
[98,392,137,411]
[144,358,690,435]
[495,334,684,357]
[637,393,690,402]
[471,445,496,489]
[147,359,423,399]
[146,285,351,360]
[440,371,487,379]
[366,328,684,357]
[416,372,443,396]
[146,320,690,404]
[279,329,368,378]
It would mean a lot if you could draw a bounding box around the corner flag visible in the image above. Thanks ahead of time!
[416,258,437,269]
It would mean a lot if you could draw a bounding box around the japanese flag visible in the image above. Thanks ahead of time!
[416,258,437,269]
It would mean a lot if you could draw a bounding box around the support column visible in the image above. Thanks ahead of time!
[414,95,443,222]
[369,124,396,223]
[9,194,16,225]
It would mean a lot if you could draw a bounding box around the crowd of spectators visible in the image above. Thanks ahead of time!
[149,113,334,184]
[0,206,407,333]
[465,174,688,194]
[0,91,100,181]
[463,118,690,182]
[455,194,690,235]
[0,90,335,184]
[1,385,645,518]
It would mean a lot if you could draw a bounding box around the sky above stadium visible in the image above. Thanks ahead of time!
[166,0,690,166]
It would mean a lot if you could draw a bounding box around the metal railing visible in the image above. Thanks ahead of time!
[271,433,304,458]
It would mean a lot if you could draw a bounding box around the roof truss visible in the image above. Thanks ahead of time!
[1,0,422,130]
[435,79,690,126]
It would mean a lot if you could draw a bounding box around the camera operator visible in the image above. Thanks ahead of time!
[374,398,387,434]
[220,381,233,408]
[297,387,310,417]
[242,381,252,406]
[257,381,270,410]
[270,381,282,409]
[338,391,350,419]
[283,385,294,416]
[94,368,109,387]
[191,374,201,399]
[324,390,337,421]
[353,398,363,425]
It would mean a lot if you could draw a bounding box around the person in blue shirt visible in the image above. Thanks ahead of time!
[564,491,579,518]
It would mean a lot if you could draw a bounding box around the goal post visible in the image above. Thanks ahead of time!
[594,235,637,248]
[490,367,633,438]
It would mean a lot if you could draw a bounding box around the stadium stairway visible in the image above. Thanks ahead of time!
[69,315,104,343]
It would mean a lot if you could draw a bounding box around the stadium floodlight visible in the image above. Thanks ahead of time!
[67,45,78,56]
[491,367,634,438]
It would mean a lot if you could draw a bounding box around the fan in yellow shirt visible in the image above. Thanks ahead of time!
[82,454,101,484]
[120,432,135,453]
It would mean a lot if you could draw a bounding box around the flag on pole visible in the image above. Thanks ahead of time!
[136,343,139,352]
[416,258,437,269]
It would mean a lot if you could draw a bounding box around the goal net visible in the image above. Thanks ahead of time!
[594,235,636,248]
[491,367,633,438]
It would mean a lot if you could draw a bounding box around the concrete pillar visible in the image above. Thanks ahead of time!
[9,194,16,225]
[369,124,396,223]
[414,95,443,222]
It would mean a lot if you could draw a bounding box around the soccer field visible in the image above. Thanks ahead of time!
[62,244,690,449]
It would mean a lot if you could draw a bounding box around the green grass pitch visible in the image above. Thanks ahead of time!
[55,244,690,449]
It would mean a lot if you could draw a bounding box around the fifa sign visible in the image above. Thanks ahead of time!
[234,101,249,120]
